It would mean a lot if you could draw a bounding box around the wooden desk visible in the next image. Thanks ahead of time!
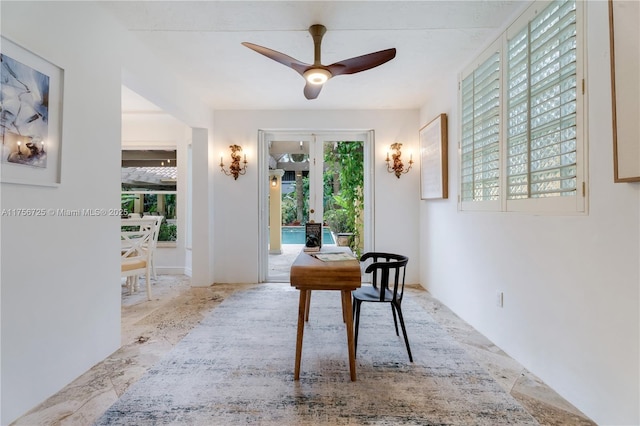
[290,247,362,381]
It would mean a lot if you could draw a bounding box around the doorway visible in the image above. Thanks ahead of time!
[259,130,374,282]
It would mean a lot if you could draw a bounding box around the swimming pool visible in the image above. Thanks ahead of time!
[281,226,336,245]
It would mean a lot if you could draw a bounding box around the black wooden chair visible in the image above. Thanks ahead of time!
[352,252,413,362]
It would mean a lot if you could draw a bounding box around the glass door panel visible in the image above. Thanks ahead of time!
[319,138,365,253]
[267,136,311,282]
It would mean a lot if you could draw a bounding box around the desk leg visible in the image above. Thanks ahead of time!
[341,289,357,381]
[294,289,308,380]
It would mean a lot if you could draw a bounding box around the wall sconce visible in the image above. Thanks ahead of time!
[271,175,278,187]
[385,142,413,178]
[220,144,248,180]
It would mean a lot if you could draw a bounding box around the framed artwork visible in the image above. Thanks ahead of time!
[609,0,640,182]
[420,113,448,199]
[1,37,64,186]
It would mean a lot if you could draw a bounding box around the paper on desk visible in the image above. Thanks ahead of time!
[312,252,356,262]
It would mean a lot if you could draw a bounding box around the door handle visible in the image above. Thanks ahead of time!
[309,209,315,214]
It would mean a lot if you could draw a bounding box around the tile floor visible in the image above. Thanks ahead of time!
[13,272,595,425]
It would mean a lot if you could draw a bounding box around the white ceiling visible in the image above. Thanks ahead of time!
[105,1,527,111]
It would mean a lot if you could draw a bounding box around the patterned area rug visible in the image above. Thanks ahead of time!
[95,285,538,425]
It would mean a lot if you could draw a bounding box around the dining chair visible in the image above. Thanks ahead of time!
[121,226,154,300]
[143,215,164,280]
[352,252,413,362]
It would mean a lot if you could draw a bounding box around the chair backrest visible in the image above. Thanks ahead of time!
[121,227,153,267]
[359,252,409,302]
[121,217,160,244]
[143,215,164,249]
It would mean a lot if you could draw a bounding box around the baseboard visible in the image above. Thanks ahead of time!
[156,267,187,275]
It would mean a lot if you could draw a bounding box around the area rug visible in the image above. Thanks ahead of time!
[95,285,538,425]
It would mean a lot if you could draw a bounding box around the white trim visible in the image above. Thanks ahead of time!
[257,129,268,283]
[155,267,187,275]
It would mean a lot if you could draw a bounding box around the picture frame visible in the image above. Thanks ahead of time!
[420,113,448,199]
[1,36,64,187]
[609,0,640,182]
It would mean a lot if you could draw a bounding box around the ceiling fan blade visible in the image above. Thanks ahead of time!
[327,48,396,76]
[303,83,323,100]
[241,42,310,75]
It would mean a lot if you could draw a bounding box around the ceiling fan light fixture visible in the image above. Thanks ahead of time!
[304,68,331,85]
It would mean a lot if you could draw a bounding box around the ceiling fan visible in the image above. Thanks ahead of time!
[242,24,396,100]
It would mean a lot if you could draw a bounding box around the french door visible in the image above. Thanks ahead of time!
[259,130,374,282]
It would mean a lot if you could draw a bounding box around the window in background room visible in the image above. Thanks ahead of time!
[459,0,586,214]
[121,149,177,242]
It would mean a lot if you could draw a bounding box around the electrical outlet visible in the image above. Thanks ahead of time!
[496,291,503,308]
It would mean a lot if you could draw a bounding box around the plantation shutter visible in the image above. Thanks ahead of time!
[460,51,501,202]
[506,0,578,199]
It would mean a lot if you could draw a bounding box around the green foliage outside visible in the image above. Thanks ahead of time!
[164,194,176,219]
[324,141,364,253]
[281,194,298,225]
[121,193,178,242]
[158,219,177,242]
[121,193,139,215]
[281,176,310,225]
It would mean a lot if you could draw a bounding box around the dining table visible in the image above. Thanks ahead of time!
[289,246,362,381]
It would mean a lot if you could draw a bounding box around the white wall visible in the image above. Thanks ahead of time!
[113,4,217,288]
[212,110,421,284]
[121,113,191,274]
[418,2,639,424]
[0,3,122,424]
[0,3,214,424]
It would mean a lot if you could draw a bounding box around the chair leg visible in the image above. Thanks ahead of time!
[353,299,362,358]
[352,294,356,318]
[145,268,152,301]
[393,301,413,362]
[390,303,399,336]
[151,255,157,280]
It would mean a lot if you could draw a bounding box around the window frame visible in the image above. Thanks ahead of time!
[459,38,503,212]
[459,0,587,214]
[121,147,179,244]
